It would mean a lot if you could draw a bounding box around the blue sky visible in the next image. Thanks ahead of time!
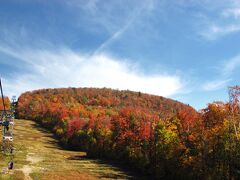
[0,0,239,110]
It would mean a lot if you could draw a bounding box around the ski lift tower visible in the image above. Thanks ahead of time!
[0,78,15,153]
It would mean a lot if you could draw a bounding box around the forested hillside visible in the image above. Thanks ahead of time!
[17,87,194,119]
[16,87,240,179]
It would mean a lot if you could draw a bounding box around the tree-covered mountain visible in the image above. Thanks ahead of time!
[16,87,240,179]
[17,87,196,120]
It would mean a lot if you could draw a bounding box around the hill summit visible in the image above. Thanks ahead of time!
[17,87,195,120]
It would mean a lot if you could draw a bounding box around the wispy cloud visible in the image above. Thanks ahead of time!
[195,0,240,40]
[0,0,185,99]
[92,0,156,54]
[65,0,155,35]
[203,79,231,91]
[222,54,240,75]
[222,8,240,19]
[200,24,240,40]
[202,53,240,92]
[0,46,184,98]
[93,7,141,54]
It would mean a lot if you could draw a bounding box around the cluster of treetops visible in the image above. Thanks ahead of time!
[0,97,10,110]
[2,87,240,179]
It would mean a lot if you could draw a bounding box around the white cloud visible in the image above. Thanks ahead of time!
[0,47,184,98]
[92,0,156,54]
[62,0,157,54]
[195,0,240,40]
[202,54,240,92]
[65,0,156,35]
[200,24,240,40]
[222,54,240,75]
[93,7,140,54]
[222,8,240,19]
[203,79,231,91]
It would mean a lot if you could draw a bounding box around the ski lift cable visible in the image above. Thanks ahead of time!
[0,78,6,120]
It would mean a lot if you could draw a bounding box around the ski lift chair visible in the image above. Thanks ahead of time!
[3,135,13,142]
[3,123,13,142]
[9,119,14,125]
[3,130,13,142]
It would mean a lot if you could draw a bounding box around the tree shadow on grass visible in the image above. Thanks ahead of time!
[25,120,150,179]
[30,122,67,150]
[66,155,150,180]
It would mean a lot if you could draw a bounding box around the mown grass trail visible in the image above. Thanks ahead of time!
[0,119,142,180]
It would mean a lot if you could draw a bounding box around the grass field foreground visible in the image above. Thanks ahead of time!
[0,119,139,180]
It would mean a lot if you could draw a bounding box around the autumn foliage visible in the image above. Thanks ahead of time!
[16,86,240,179]
[0,96,10,111]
